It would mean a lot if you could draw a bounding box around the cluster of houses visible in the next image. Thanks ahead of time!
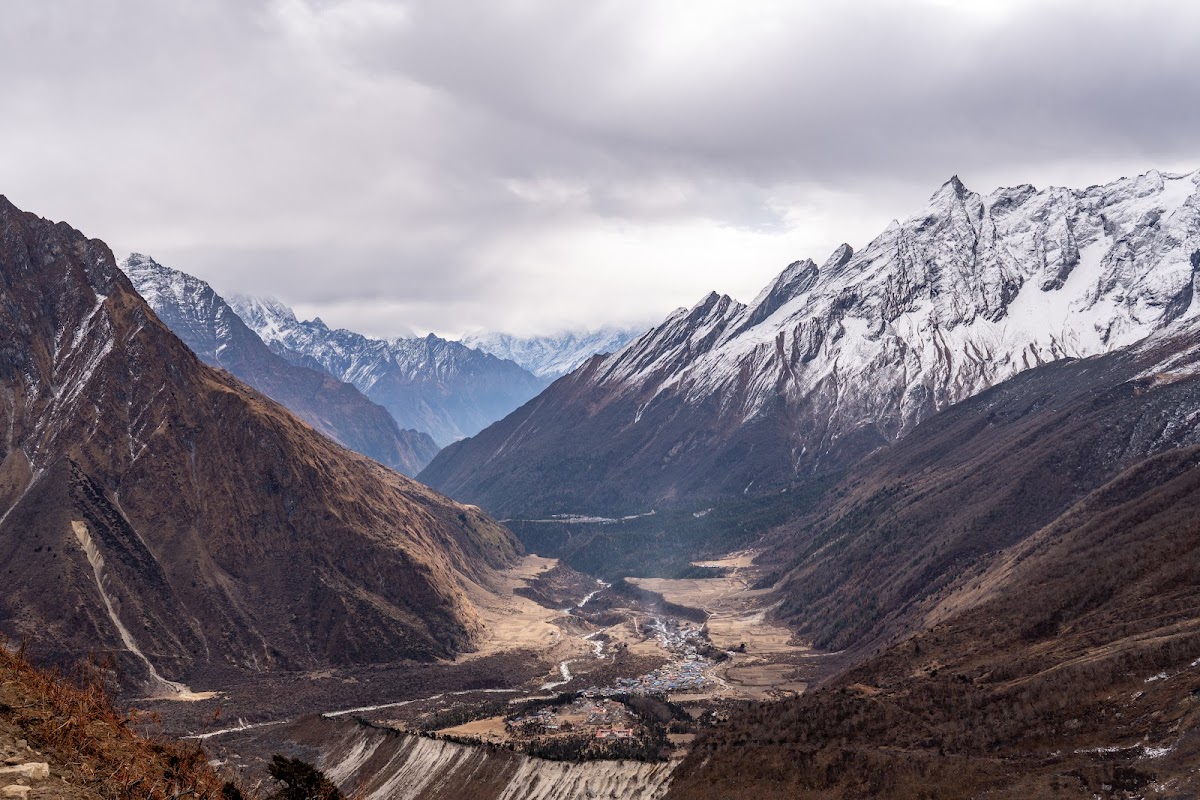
[647,618,703,651]
[506,696,639,739]
[595,726,635,740]
[506,705,562,734]
[602,653,713,695]
[580,618,717,697]
[580,697,630,726]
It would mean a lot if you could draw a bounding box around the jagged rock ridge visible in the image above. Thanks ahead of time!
[122,254,439,476]
[421,169,1200,515]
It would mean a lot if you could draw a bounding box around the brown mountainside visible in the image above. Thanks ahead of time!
[0,196,520,694]
[670,444,1200,798]
[763,327,1200,654]
[666,327,1200,798]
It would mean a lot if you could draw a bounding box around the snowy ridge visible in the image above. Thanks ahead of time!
[598,169,1200,443]
[461,327,644,379]
[230,296,547,445]
[122,253,239,367]
[420,168,1200,513]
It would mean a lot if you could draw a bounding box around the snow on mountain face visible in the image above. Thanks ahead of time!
[461,327,645,379]
[421,169,1200,515]
[123,253,241,366]
[229,296,548,445]
[603,169,1200,438]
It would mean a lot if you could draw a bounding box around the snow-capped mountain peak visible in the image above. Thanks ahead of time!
[225,294,303,347]
[227,296,547,445]
[421,168,1200,515]
[121,256,440,475]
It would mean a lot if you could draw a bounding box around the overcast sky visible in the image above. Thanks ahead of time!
[2,1,1198,338]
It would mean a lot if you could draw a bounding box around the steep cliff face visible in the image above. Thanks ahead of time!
[230,296,547,446]
[0,196,520,693]
[122,255,439,475]
[422,170,1200,516]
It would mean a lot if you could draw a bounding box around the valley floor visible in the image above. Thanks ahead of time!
[138,549,829,793]
[629,550,816,701]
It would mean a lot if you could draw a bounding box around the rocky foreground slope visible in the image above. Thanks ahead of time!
[123,254,439,475]
[423,169,1200,516]
[0,641,239,800]
[0,196,520,694]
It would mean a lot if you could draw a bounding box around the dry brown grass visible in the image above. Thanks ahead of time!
[0,639,239,800]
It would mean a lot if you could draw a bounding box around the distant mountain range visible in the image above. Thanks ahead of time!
[123,254,440,475]
[422,169,1200,516]
[0,196,519,693]
[127,257,650,460]
[228,296,548,447]
[461,327,644,380]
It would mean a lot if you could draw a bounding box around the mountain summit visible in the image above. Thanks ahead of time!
[421,169,1200,516]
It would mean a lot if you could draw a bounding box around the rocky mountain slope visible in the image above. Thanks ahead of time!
[666,321,1200,798]
[422,169,1200,516]
[122,254,439,475]
[462,326,644,380]
[230,297,547,446]
[759,317,1200,652]
[0,196,520,695]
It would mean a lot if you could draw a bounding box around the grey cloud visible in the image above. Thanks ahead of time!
[369,1,1200,182]
[1,1,1198,336]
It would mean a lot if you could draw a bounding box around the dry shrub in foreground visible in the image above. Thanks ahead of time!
[0,639,240,800]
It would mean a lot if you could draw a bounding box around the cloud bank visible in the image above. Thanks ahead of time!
[2,0,1197,336]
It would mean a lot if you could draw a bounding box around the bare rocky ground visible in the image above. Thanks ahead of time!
[0,719,86,800]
